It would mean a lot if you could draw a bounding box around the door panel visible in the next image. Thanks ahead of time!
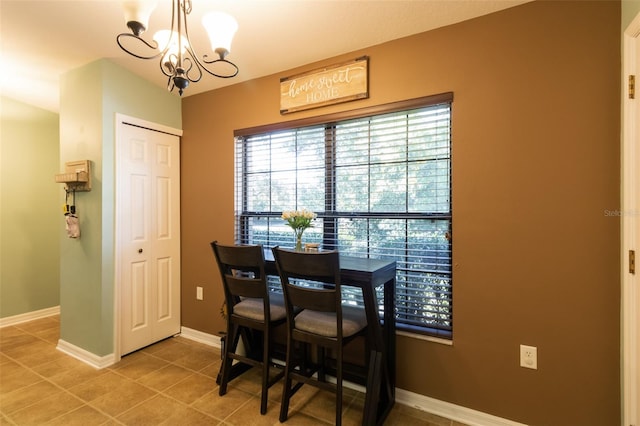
[118,121,181,356]
[149,135,180,343]
[157,257,171,321]
[157,177,171,238]
[131,261,149,330]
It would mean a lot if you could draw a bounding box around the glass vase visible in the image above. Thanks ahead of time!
[295,230,304,251]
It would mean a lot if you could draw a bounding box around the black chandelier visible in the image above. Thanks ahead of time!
[117,0,239,95]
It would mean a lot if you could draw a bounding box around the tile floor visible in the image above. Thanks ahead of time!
[0,316,466,425]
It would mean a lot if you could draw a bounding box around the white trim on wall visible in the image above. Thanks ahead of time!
[1,306,114,369]
[56,339,116,369]
[623,10,640,426]
[0,306,60,328]
[180,326,222,348]
[395,390,527,426]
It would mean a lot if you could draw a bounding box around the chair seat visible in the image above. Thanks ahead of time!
[294,305,367,337]
[233,293,287,322]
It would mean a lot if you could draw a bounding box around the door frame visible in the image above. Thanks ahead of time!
[623,11,640,426]
[113,113,183,362]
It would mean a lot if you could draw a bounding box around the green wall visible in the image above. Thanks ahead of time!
[59,59,181,356]
[623,0,640,29]
[0,97,60,318]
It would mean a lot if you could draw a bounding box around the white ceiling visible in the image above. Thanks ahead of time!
[0,0,529,113]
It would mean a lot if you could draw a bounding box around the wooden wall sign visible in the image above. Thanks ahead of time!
[280,56,369,114]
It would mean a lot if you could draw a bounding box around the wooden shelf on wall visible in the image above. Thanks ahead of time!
[55,160,91,191]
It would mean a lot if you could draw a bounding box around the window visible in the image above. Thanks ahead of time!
[234,94,453,338]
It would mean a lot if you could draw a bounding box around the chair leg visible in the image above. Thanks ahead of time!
[317,345,326,382]
[279,336,294,423]
[260,329,269,415]
[303,342,313,377]
[219,322,239,396]
[336,348,343,426]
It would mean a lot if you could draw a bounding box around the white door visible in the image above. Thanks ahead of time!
[117,117,181,356]
[624,11,640,426]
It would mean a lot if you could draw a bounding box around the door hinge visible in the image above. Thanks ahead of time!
[629,75,635,99]
[630,250,636,274]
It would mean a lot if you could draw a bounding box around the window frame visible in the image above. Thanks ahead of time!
[234,92,454,339]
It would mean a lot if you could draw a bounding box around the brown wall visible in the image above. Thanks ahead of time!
[181,1,621,424]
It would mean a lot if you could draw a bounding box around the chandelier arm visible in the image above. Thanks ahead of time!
[182,0,192,15]
[200,56,239,78]
[156,1,185,81]
[175,0,202,84]
[159,52,178,78]
[182,50,203,84]
[181,50,238,79]
[116,33,162,60]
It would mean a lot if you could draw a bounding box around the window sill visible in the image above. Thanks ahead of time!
[395,323,453,345]
[397,330,453,346]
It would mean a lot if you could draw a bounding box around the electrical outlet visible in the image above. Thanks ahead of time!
[196,286,203,300]
[520,344,537,369]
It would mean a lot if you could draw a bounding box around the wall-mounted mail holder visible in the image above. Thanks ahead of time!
[55,160,92,192]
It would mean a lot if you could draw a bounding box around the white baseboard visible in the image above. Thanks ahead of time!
[180,326,222,348]
[179,327,525,426]
[0,306,60,328]
[55,327,219,370]
[56,339,116,369]
[395,389,527,426]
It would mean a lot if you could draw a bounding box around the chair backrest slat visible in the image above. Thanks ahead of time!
[272,247,341,315]
[211,241,269,316]
[285,283,336,313]
[226,275,266,299]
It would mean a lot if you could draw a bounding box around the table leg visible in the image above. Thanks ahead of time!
[363,350,382,426]
[360,277,396,425]
[384,278,396,396]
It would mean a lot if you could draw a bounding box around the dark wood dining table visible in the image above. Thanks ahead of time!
[219,250,397,426]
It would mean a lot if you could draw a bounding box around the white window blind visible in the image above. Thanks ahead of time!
[235,97,452,337]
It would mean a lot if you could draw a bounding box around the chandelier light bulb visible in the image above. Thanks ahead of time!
[122,0,158,36]
[202,11,238,59]
[153,30,189,56]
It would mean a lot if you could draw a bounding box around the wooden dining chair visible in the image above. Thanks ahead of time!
[211,241,286,415]
[272,247,368,426]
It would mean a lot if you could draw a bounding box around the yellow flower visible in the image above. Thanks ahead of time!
[281,209,317,231]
